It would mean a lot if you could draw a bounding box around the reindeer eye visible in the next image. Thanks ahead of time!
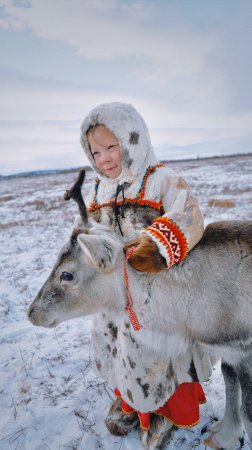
[60,272,74,282]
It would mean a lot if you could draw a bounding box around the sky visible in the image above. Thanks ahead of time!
[0,0,252,175]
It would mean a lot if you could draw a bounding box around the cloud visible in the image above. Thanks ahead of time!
[206,4,252,112]
[2,66,251,132]
[1,65,252,133]
[1,1,252,174]
[0,66,128,121]
[1,0,252,112]
[0,1,215,79]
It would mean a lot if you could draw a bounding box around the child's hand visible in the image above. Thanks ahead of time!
[123,235,167,272]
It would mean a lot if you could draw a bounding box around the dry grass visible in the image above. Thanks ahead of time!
[25,198,66,211]
[223,186,252,194]
[208,198,235,208]
[0,221,21,230]
[46,198,66,211]
[0,195,15,202]
[47,179,68,187]
[26,199,46,209]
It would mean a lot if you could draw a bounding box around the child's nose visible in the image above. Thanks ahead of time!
[101,150,111,163]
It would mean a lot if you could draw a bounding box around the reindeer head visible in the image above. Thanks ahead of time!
[27,170,123,328]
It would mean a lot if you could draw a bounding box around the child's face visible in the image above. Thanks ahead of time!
[87,125,122,178]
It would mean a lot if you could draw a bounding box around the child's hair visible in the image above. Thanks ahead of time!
[86,124,99,153]
[86,124,105,153]
[86,123,107,138]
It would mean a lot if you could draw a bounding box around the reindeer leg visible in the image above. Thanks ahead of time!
[204,361,244,450]
[139,415,176,450]
[237,355,252,447]
[105,397,139,436]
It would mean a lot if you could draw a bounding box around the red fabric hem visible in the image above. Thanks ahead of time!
[114,382,206,430]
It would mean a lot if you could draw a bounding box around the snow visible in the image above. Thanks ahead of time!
[0,155,251,450]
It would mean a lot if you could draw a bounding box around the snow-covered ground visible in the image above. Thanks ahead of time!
[0,155,251,450]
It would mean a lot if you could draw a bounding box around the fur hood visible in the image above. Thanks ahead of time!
[80,102,158,181]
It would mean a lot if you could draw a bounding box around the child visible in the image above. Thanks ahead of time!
[80,102,213,446]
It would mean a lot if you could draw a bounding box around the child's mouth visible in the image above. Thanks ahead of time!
[106,166,117,171]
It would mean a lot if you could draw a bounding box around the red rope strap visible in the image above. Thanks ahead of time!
[124,246,142,331]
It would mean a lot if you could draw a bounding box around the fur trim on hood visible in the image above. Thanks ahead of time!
[80,102,158,180]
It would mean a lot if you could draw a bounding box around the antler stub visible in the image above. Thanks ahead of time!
[64,169,88,223]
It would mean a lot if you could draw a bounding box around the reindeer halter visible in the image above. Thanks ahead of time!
[64,170,142,332]
[124,246,142,331]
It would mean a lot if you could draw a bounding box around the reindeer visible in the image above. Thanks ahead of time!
[28,170,252,450]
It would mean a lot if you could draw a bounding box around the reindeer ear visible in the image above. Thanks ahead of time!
[77,234,121,272]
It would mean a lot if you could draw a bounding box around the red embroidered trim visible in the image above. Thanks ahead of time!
[88,164,165,213]
[124,246,142,331]
[147,226,174,267]
[146,217,188,268]
[154,217,189,261]
[137,164,165,200]
[89,198,164,213]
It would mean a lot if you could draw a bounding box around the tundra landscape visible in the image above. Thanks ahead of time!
[0,154,252,450]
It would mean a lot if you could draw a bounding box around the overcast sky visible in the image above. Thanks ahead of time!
[0,0,252,175]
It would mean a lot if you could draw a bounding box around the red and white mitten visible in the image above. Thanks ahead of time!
[142,217,188,269]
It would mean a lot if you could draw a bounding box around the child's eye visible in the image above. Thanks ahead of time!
[108,144,118,150]
[92,151,100,158]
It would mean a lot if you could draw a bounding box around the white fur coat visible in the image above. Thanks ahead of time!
[79,102,212,412]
